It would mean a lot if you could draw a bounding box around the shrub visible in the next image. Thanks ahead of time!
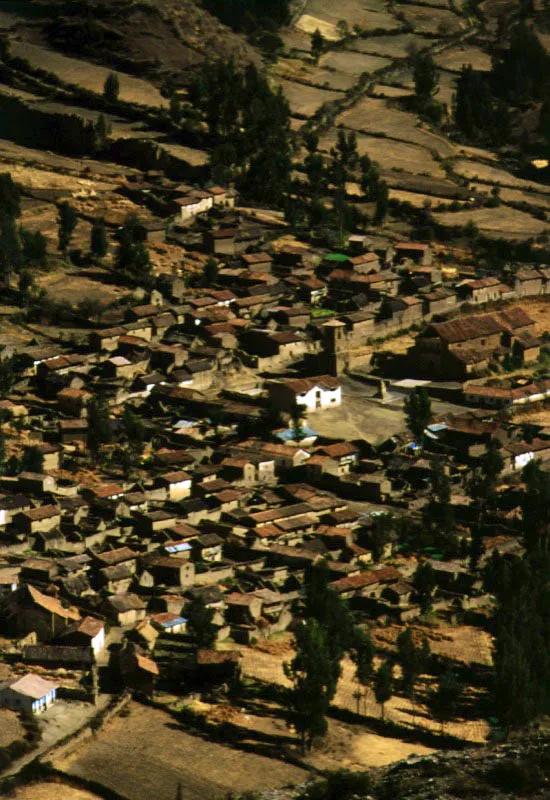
[487,759,544,795]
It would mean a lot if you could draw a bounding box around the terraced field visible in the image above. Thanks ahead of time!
[274,0,550,241]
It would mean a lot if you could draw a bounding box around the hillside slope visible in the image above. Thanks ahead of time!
[16,0,258,81]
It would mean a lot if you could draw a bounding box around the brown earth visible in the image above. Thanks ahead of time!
[11,783,102,800]
[0,709,24,748]
[55,702,309,800]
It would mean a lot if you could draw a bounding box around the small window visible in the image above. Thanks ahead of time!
[480,338,486,345]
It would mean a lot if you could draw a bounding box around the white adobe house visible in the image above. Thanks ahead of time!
[267,375,342,413]
[0,674,58,714]
[156,470,193,501]
[177,191,214,222]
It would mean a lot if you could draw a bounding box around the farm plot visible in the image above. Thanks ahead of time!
[330,130,448,177]
[401,5,465,35]
[384,171,466,198]
[351,33,430,58]
[11,784,102,800]
[280,27,313,52]
[299,0,400,30]
[389,188,466,207]
[239,633,490,744]
[433,205,549,238]
[453,159,550,193]
[274,59,357,91]
[435,44,491,72]
[470,184,550,211]
[335,96,456,157]
[9,41,168,107]
[320,50,392,75]
[56,702,309,800]
[278,78,345,116]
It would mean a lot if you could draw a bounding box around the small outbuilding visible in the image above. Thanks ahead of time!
[0,673,58,714]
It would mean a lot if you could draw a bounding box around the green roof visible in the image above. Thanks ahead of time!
[324,253,349,262]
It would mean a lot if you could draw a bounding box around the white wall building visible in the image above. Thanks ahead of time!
[268,375,342,413]
[0,674,58,714]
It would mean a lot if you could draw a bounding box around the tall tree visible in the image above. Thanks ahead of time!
[350,627,375,713]
[86,395,112,458]
[21,445,44,474]
[91,218,109,260]
[57,201,78,254]
[103,72,120,102]
[311,29,325,64]
[404,387,432,446]
[521,460,550,553]
[414,562,436,614]
[397,628,420,698]
[431,668,463,733]
[185,595,217,649]
[0,172,21,219]
[413,52,439,104]
[115,214,151,285]
[285,619,334,751]
[121,407,146,456]
[374,660,393,719]
[0,214,23,285]
[20,229,47,267]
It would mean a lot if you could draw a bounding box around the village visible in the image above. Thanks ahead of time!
[0,165,547,798]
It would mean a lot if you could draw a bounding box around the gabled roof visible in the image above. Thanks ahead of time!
[429,313,503,344]
[8,673,58,699]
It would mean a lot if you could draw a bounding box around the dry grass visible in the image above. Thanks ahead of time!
[470,184,550,210]
[298,0,399,30]
[0,708,24,747]
[435,44,491,72]
[11,784,102,800]
[389,188,466,207]
[320,50,392,75]
[239,624,491,745]
[320,130,447,177]
[352,33,429,58]
[274,58,357,90]
[400,5,465,35]
[9,41,167,107]
[432,206,549,238]
[56,702,309,800]
[453,159,550,193]
[335,96,456,157]
[278,78,345,116]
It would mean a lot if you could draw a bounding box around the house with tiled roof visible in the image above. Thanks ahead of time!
[267,375,341,412]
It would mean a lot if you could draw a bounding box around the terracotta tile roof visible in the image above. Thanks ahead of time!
[331,566,402,593]
[431,313,503,343]
[28,585,80,620]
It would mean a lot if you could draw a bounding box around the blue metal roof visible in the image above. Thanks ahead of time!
[165,543,192,553]
[161,616,187,628]
[275,426,318,442]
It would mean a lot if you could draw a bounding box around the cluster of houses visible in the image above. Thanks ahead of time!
[0,202,548,712]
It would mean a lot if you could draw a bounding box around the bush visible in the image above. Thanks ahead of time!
[299,770,372,800]
[487,759,544,794]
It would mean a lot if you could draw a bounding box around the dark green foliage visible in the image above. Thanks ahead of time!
[491,23,550,106]
[202,0,290,33]
[57,201,78,254]
[297,770,371,800]
[189,60,291,208]
[20,228,47,267]
[185,594,217,649]
[0,355,17,397]
[0,173,21,218]
[86,394,112,457]
[169,95,182,125]
[103,72,120,102]
[94,113,110,150]
[91,218,108,259]
[311,29,325,64]
[396,627,427,697]
[374,660,393,718]
[350,627,374,712]
[521,459,550,554]
[468,438,504,511]
[413,561,436,613]
[404,387,432,445]
[0,429,5,475]
[285,619,333,751]
[490,546,550,731]
[115,214,151,286]
[454,66,510,144]
[413,52,439,103]
[21,445,44,474]
[0,213,23,284]
[202,257,218,287]
[304,560,354,698]
[431,668,463,727]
